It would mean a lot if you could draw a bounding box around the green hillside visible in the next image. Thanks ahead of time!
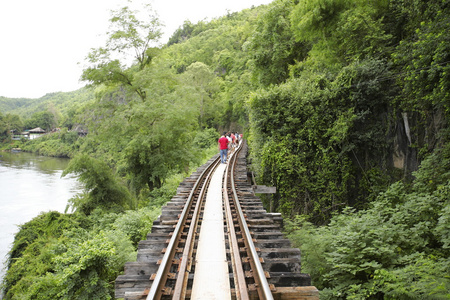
[0,96,33,113]
[0,88,94,119]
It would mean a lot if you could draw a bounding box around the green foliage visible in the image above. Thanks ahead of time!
[6,212,79,270]
[0,112,23,141]
[435,203,450,249]
[157,5,268,129]
[4,1,450,298]
[82,3,162,101]
[1,206,162,299]
[286,145,450,299]
[24,111,55,131]
[4,238,60,299]
[62,154,133,214]
[284,216,332,289]
[245,0,309,85]
[0,96,32,113]
[0,89,94,125]
[107,5,162,69]
[370,255,450,300]
[137,171,189,209]
[123,122,192,192]
[120,80,198,192]
[247,0,449,223]
[21,129,81,157]
[249,58,396,219]
[192,127,219,149]
[289,0,391,71]
[112,207,160,247]
[395,8,450,114]
[50,230,133,300]
[4,229,135,300]
[387,0,446,41]
[167,20,213,46]
[78,52,209,197]
[2,212,81,298]
[182,62,221,128]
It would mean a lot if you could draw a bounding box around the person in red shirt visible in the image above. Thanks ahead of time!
[218,132,229,164]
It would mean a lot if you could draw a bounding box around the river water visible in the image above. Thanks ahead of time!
[0,152,82,283]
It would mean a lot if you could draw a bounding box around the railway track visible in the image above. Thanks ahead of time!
[116,141,319,299]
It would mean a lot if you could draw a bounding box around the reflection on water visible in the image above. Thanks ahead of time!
[0,151,82,284]
[0,152,71,174]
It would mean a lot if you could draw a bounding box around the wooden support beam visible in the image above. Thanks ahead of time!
[252,185,276,194]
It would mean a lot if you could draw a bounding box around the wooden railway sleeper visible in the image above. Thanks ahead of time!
[242,257,264,263]
[245,270,271,279]
[116,144,318,299]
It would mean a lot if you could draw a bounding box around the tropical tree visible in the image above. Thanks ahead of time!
[81,2,163,101]
[0,112,23,140]
[62,154,133,215]
[245,0,308,86]
[182,62,219,128]
[24,111,55,131]
[122,61,199,193]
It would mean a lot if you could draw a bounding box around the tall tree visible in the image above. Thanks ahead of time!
[0,113,23,140]
[182,62,219,128]
[122,61,199,193]
[245,0,308,86]
[81,2,162,101]
[25,111,55,131]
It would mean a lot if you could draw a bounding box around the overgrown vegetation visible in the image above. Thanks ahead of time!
[286,140,450,298]
[1,0,449,298]
[2,209,160,299]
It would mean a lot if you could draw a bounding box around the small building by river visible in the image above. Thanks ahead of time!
[28,127,46,140]
[11,127,48,140]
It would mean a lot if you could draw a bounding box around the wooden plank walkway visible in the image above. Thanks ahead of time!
[191,163,231,299]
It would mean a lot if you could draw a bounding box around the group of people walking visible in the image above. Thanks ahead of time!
[218,131,241,164]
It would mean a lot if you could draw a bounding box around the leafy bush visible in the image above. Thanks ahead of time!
[1,212,82,298]
[1,207,154,299]
[49,230,134,300]
[6,211,80,269]
[286,145,450,299]
[249,59,397,220]
[112,208,161,248]
[5,230,135,300]
[130,170,178,208]
[62,154,134,215]
[21,129,81,158]
[192,127,218,149]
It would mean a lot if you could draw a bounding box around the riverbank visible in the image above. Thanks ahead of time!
[1,130,76,158]
[0,152,82,286]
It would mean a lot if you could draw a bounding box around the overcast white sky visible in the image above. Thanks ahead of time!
[0,0,272,99]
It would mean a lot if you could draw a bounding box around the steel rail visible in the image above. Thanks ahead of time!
[223,144,249,300]
[172,158,220,299]
[229,142,274,300]
[146,156,220,300]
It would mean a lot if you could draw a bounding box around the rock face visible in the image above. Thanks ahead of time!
[392,112,417,173]
[351,109,444,185]
[390,111,445,177]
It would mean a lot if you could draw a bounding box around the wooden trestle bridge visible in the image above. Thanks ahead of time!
[115,141,319,300]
